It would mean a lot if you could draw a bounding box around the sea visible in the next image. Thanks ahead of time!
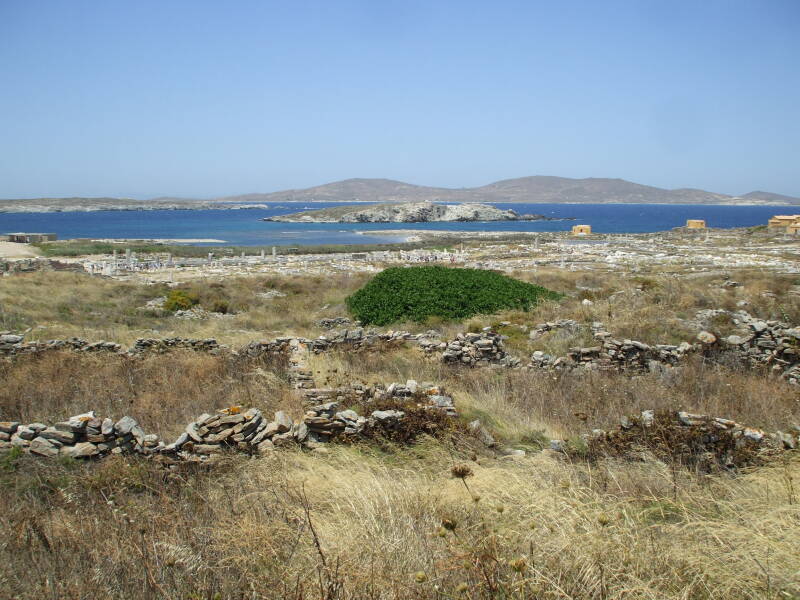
[0,203,786,247]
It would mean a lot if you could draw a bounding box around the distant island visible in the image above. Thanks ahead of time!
[226,176,800,206]
[262,201,564,223]
[0,198,268,213]
[2,176,799,212]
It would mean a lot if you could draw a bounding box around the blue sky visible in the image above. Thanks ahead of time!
[0,0,798,198]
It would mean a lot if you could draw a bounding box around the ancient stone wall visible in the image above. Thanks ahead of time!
[527,312,800,385]
[0,382,459,464]
[551,409,798,471]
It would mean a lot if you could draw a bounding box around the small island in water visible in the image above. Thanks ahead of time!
[262,201,567,223]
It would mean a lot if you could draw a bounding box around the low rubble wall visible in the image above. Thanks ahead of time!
[527,311,800,385]
[0,328,517,368]
[552,409,798,471]
[3,309,799,384]
[422,331,521,367]
[0,382,458,464]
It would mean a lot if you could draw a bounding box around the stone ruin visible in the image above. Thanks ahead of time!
[699,309,800,385]
[0,258,83,275]
[528,319,699,373]
[315,317,359,329]
[3,308,799,385]
[421,331,521,368]
[527,319,581,341]
[0,328,519,369]
[299,380,458,419]
[551,409,799,471]
[0,383,459,464]
[526,311,800,386]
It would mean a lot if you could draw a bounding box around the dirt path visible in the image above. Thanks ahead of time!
[0,242,42,258]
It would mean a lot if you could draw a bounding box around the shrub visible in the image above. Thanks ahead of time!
[163,289,199,312]
[345,266,562,325]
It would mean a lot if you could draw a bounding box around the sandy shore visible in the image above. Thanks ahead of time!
[0,241,42,258]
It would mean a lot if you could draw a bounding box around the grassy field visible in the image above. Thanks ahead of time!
[1,266,798,345]
[1,266,800,598]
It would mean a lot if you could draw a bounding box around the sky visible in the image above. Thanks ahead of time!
[0,0,798,199]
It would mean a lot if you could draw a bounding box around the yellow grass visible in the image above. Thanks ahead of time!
[1,265,800,598]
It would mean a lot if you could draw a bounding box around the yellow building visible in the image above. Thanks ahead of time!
[686,219,706,229]
[571,224,591,235]
[788,223,800,235]
[767,215,800,231]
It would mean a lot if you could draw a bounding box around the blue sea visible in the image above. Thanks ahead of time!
[0,203,784,247]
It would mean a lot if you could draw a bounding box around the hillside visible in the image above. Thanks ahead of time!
[223,176,800,205]
[741,191,800,205]
[2,177,799,212]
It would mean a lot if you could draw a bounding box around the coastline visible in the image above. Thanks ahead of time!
[1,199,796,214]
[89,238,228,244]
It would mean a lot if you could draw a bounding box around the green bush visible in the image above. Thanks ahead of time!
[345,266,562,326]
[163,289,199,312]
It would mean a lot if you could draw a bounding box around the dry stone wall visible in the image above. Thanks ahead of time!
[551,409,798,471]
[702,310,800,385]
[4,308,798,384]
[0,328,514,369]
[527,311,800,386]
[529,322,700,373]
[0,383,459,464]
[421,331,521,367]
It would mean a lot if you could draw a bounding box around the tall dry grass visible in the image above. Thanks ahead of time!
[1,440,798,599]
[0,271,370,344]
[0,351,292,439]
[310,347,800,444]
[2,265,800,599]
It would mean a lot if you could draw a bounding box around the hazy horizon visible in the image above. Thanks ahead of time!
[1,0,798,198]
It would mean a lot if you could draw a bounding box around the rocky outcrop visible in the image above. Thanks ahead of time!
[263,202,549,223]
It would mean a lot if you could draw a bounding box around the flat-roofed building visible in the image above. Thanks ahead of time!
[571,224,592,236]
[6,232,58,243]
[767,215,800,231]
[686,219,706,229]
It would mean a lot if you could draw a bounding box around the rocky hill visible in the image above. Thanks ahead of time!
[226,176,800,206]
[3,177,799,212]
[262,201,553,223]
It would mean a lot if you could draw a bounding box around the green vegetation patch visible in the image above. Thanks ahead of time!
[163,289,200,312]
[346,266,562,325]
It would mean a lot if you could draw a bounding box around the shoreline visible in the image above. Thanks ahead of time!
[89,238,228,244]
[1,199,797,214]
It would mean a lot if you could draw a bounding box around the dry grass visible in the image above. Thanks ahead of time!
[1,440,798,599]
[0,351,292,439]
[310,347,800,443]
[0,271,369,344]
[2,266,800,599]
